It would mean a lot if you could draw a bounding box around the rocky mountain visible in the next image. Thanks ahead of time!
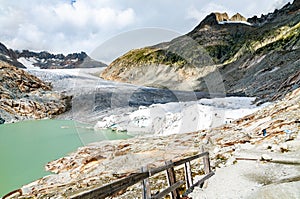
[211,12,247,23]
[15,50,107,69]
[0,42,25,68]
[0,42,106,69]
[0,60,72,124]
[101,0,300,103]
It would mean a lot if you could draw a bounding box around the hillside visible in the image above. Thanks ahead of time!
[101,0,300,102]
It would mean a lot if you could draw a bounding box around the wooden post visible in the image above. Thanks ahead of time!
[201,146,211,188]
[184,161,193,189]
[165,160,180,199]
[141,166,151,199]
[201,146,211,173]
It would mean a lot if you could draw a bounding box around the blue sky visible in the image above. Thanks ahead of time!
[0,0,293,58]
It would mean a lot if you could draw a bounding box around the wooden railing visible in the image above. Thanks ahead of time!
[71,147,214,199]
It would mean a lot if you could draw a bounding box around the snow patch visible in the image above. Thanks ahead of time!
[17,57,40,69]
[94,97,267,136]
[4,55,12,60]
[218,21,252,26]
[70,58,79,62]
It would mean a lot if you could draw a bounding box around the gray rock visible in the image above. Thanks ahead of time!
[261,154,272,161]
[0,117,5,124]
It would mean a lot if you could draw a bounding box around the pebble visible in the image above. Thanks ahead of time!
[261,154,272,161]
[279,143,289,152]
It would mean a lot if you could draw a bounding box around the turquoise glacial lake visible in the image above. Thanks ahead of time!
[0,119,131,197]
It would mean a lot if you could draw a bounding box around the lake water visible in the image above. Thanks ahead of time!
[0,119,131,197]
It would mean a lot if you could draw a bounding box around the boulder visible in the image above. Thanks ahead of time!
[0,117,5,124]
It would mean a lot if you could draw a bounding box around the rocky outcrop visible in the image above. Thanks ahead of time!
[248,0,300,25]
[0,43,25,68]
[230,13,247,22]
[0,61,72,123]
[101,1,300,102]
[214,12,230,22]
[0,42,106,69]
[196,12,247,28]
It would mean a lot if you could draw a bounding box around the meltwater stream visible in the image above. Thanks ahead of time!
[0,119,131,197]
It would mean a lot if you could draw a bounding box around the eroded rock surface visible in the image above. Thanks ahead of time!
[0,61,72,123]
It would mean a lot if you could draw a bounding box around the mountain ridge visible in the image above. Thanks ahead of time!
[101,0,300,102]
[0,42,107,69]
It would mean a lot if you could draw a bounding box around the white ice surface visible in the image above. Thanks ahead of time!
[95,97,269,136]
[23,68,269,137]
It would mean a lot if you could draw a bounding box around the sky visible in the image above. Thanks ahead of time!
[0,0,293,62]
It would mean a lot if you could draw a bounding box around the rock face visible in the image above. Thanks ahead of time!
[0,61,72,123]
[0,43,25,68]
[230,13,247,22]
[101,1,300,102]
[214,12,230,22]
[0,42,106,69]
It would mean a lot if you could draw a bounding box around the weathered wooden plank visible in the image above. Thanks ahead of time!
[201,146,211,174]
[183,172,215,197]
[151,180,184,199]
[149,152,208,176]
[193,172,214,187]
[201,146,211,188]
[71,172,149,199]
[142,166,151,199]
[149,161,174,176]
[165,160,180,199]
[71,151,211,199]
[173,152,209,167]
[184,161,193,189]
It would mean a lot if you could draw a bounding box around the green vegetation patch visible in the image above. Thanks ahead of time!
[112,48,187,67]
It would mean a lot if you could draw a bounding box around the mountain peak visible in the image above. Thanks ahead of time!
[195,12,248,29]
[214,12,230,22]
[230,13,247,22]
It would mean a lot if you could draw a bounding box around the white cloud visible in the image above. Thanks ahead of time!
[0,0,136,54]
[271,0,292,10]
[0,0,294,59]
[187,3,234,22]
